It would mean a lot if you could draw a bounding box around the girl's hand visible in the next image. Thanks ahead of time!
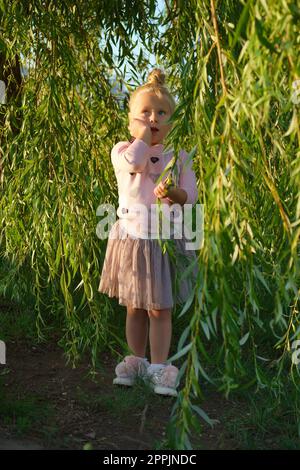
[128,117,151,141]
[154,177,174,199]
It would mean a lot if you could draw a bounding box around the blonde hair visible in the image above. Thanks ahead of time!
[128,68,176,114]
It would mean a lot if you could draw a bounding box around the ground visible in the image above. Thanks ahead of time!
[0,338,241,450]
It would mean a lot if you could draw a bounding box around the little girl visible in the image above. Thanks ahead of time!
[98,68,198,397]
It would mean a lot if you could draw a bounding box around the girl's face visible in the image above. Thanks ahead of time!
[129,92,173,145]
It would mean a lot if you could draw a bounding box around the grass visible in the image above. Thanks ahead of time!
[75,377,171,418]
[0,380,53,437]
[221,388,300,450]
[0,300,39,343]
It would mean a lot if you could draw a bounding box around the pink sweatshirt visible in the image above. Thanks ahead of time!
[111,138,198,238]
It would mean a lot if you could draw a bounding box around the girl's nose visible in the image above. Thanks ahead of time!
[149,111,158,122]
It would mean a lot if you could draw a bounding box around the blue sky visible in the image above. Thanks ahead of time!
[109,0,166,87]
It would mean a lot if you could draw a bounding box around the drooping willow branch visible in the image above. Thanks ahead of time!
[210,0,227,96]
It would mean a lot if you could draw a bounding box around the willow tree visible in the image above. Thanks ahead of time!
[0,0,158,354]
[154,0,300,448]
[0,0,300,450]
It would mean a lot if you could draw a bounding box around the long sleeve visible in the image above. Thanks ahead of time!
[111,138,151,173]
[178,150,198,205]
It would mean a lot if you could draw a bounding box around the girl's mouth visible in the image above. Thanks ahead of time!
[150,127,159,133]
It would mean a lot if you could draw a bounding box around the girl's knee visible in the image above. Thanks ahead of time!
[148,308,171,320]
[127,305,148,317]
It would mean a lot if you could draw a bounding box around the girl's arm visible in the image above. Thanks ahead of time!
[111,139,151,173]
[164,150,198,206]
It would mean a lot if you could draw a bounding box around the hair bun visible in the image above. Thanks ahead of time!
[147,68,165,86]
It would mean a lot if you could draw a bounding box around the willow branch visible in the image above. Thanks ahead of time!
[210,0,227,96]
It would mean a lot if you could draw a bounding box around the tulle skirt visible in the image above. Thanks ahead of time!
[98,219,198,311]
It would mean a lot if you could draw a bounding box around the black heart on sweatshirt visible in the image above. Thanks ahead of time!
[150,157,159,163]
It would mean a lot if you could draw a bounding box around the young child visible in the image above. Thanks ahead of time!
[98,68,198,397]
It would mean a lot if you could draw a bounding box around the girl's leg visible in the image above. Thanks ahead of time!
[126,305,149,357]
[148,308,172,364]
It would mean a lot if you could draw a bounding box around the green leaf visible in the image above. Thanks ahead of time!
[253,265,271,294]
[191,405,220,428]
[177,324,191,352]
[239,332,250,346]
[168,342,192,362]
[230,0,251,50]
[254,19,277,53]
[177,289,195,318]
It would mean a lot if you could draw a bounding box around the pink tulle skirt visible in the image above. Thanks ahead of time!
[98,219,198,310]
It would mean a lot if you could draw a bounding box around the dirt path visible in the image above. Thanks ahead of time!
[0,339,239,450]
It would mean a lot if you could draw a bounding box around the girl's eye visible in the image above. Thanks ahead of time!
[159,110,166,115]
[142,110,150,114]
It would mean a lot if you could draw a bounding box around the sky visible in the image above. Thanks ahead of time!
[109,0,167,97]
[2,0,167,104]
[108,0,165,102]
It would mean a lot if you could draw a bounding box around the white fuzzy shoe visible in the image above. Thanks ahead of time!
[147,364,179,397]
[113,355,150,387]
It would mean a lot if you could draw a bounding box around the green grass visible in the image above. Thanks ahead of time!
[0,381,54,437]
[222,388,300,450]
[75,377,171,418]
[0,295,59,345]
[0,298,39,343]
[0,311,37,343]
